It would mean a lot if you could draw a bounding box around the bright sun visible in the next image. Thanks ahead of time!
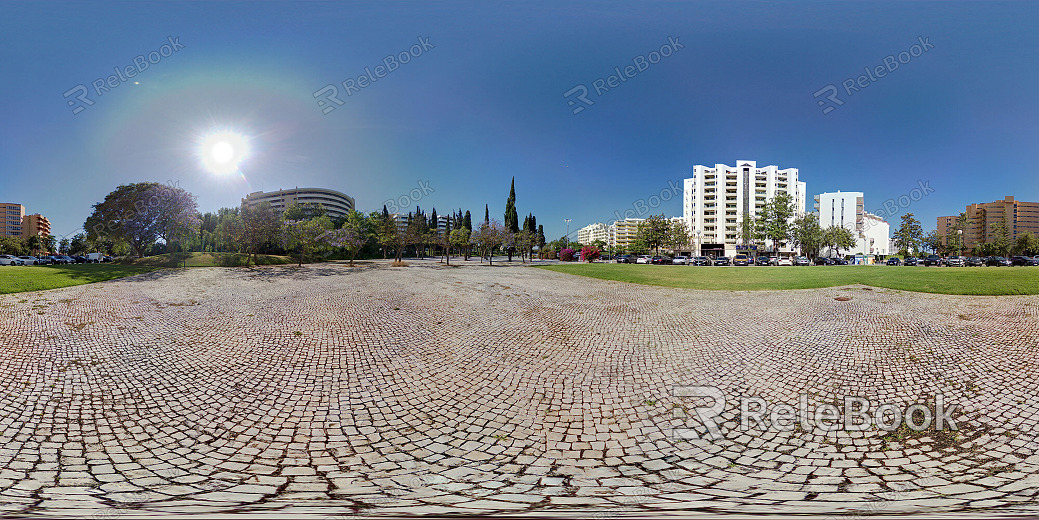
[200,131,250,175]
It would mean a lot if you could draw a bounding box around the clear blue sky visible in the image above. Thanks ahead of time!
[1,1,1037,242]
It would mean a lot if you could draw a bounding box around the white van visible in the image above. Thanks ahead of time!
[85,253,104,263]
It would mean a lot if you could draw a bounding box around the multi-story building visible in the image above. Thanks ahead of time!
[814,191,889,256]
[938,196,1039,252]
[0,203,24,238]
[683,160,806,257]
[609,218,644,252]
[21,214,51,239]
[242,188,355,219]
[577,222,609,246]
[936,215,957,247]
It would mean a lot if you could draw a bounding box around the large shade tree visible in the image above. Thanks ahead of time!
[85,182,200,257]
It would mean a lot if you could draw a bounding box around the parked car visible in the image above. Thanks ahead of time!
[814,257,834,266]
[650,256,671,265]
[713,256,731,266]
[885,257,902,266]
[732,254,750,266]
[85,252,104,263]
[690,256,711,266]
[615,254,633,264]
[945,256,965,267]
[965,256,984,267]
[754,255,771,266]
[794,256,811,266]
[832,257,849,265]
[672,255,688,265]
[903,257,919,266]
[923,255,943,266]
[17,255,41,265]
[777,257,793,266]
[0,254,25,266]
[986,256,1011,267]
[1010,255,1038,266]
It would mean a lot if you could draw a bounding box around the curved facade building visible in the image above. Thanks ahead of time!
[242,188,355,219]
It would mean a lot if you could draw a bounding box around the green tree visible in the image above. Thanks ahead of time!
[824,226,856,258]
[893,213,923,256]
[760,193,794,254]
[667,220,690,256]
[922,229,944,255]
[990,215,1012,257]
[504,177,519,261]
[791,213,823,257]
[239,202,282,265]
[635,214,671,255]
[1013,232,1039,256]
[281,216,333,266]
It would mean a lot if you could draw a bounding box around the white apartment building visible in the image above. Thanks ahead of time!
[577,222,610,246]
[815,191,890,256]
[683,160,806,257]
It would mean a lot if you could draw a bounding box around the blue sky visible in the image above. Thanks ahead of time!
[1,1,1037,242]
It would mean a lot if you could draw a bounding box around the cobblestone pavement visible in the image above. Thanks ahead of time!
[1,260,1038,517]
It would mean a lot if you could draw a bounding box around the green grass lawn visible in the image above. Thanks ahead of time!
[538,264,1039,295]
[0,264,161,294]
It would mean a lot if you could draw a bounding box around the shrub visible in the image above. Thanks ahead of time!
[581,246,600,262]
[559,248,575,262]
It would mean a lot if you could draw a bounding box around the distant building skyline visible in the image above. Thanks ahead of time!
[938,196,1039,252]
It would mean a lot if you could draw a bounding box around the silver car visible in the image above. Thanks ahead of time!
[0,254,24,266]
[945,256,965,267]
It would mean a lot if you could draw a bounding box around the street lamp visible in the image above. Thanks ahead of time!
[564,219,572,250]
[958,229,963,256]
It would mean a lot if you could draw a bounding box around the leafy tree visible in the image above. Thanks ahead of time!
[69,233,90,255]
[667,220,690,256]
[471,218,506,265]
[893,213,923,256]
[449,225,470,261]
[823,226,856,258]
[215,212,244,253]
[945,212,971,256]
[239,202,282,265]
[281,217,333,266]
[0,236,25,256]
[759,193,794,254]
[1013,232,1039,256]
[922,229,945,255]
[737,212,759,249]
[791,213,823,257]
[283,202,326,221]
[635,214,671,255]
[58,237,70,255]
[85,182,200,257]
[25,234,45,256]
[990,215,1012,257]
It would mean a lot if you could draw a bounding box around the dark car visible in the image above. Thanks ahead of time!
[886,257,902,266]
[903,257,919,266]
[923,255,943,266]
[754,255,771,266]
[732,254,750,266]
[814,257,834,266]
[1010,255,1038,266]
[832,257,849,265]
[986,256,1011,266]
[794,256,811,266]
[650,256,671,265]
[713,256,731,266]
[615,254,633,264]
[690,256,711,266]
[965,256,984,266]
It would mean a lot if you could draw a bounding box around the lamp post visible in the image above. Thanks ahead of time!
[958,229,963,256]
[564,219,572,250]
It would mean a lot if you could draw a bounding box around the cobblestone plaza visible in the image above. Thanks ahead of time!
[1,261,1038,517]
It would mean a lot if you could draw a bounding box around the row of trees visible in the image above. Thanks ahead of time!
[891,212,1039,257]
[67,179,558,265]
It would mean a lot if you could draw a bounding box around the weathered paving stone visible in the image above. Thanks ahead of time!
[1,259,1039,516]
